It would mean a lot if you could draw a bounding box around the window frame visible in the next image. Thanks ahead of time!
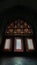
[4,38,12,52]
[25,38,35,52]
[14,37,24,52]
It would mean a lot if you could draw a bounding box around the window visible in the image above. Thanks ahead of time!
[2,19,35,53]
[4,39,12,51]
[5,20,33,36]
[26,38,34,51]
[14,38,24,52]
[16,39,21,49]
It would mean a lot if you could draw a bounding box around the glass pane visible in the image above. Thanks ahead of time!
[4,39,11,50]
[27,39,34,50]
[14,38,24,52]
[16,39,21,49]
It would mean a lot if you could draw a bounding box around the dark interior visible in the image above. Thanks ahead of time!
[0,1,37,65]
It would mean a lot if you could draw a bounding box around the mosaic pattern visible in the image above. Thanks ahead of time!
[5,19,33,36]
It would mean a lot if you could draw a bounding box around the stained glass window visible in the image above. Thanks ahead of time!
[5,19,33,36]
[3,19,35,53]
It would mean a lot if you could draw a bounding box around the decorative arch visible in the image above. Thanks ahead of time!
[2,19,35,52]
[5,19,33,36]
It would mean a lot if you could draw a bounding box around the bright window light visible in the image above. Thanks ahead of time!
[4,39,11,50]
[16,39,21,49]
[27,39,34,50]
[14,38,24,52]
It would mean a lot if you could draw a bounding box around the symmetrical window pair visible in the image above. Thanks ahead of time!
[4,38,34,52]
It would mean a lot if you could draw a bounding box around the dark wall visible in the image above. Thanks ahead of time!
[0,5,37,65]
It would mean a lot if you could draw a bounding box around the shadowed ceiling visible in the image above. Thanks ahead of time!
[0,0,37,13]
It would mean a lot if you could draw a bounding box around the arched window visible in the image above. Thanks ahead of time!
[5,19,33,36]
[2,19,35,52]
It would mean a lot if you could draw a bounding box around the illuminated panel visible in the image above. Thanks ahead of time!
[26,38,34,51]
[4,39,12,51]
[16,39,21,49]
[14,38,24,52]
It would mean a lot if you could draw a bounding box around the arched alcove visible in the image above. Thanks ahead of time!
[0,6,37,57]
[1,18,36,54]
